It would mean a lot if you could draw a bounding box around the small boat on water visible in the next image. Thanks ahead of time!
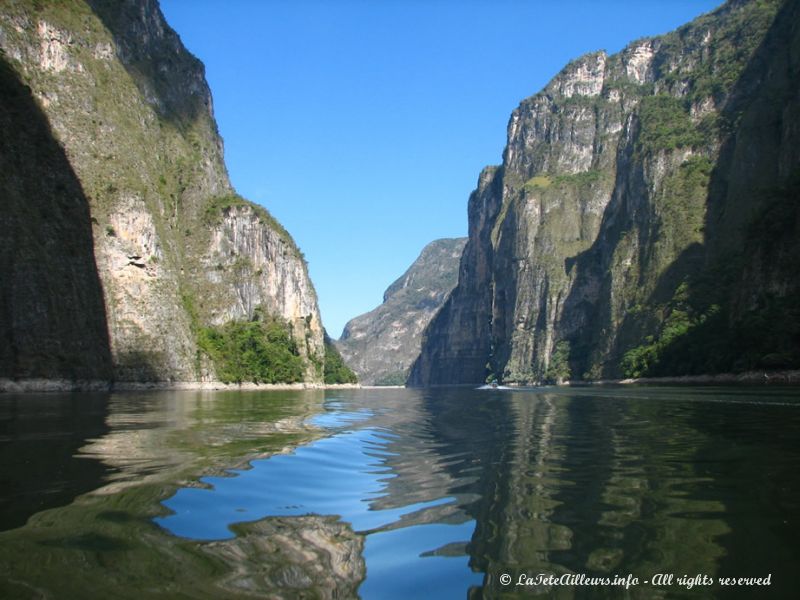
[476,380,512,390]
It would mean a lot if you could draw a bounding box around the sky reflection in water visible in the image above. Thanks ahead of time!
[156,396,483,598]
[4,387,800,599]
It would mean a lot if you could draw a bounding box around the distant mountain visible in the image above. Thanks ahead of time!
[410,0,800,385]
[337,238,466,385]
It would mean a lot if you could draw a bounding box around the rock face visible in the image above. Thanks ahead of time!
[204,516,365,599]
[0,55,112,381]
[337,238,466,385]
[0,0,323,384]
[411,0,800,385]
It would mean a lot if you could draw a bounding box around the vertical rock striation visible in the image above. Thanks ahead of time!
[411,0,799,385]
[0,0,323,384]
[0,56,112,381]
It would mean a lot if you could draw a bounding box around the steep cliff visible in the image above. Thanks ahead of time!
[0,0,324,384]
[411,0,799,385]
[337,238,466,385]
[0,55,112,381]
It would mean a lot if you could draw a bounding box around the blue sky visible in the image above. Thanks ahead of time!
[160,0,721,338]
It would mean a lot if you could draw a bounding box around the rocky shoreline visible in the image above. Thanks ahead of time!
[0,379,361,394]
[573,369,800,387]
[4,370,799,394]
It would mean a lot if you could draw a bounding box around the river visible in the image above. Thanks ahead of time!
[1,386,798,598]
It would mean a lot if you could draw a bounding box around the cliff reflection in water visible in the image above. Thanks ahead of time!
[457,390,731,599]
[421,387,800,599]
[0,393,111,532]
[0,389,368,599]
[1,387,799,599]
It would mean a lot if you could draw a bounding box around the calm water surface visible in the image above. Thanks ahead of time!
[1,386,799,599]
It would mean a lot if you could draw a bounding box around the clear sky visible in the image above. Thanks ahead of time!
[160,0,721,338]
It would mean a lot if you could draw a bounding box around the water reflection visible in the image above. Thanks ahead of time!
[79,390,325,494]
[0,389,335,599]
[0,393,110,531]
[0,386,799,599]
[157,389,485,599]
[447,387,800,599]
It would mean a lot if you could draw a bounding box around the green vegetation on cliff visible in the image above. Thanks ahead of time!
[661,0,783,105]
[197,314,305,384]
[622,169,800,378]
[411,0,799,386]
[562,0,799,381]
[636,95,701,152]
[0,0,325,384]
[323,335,358,384]
[545,342,572,383]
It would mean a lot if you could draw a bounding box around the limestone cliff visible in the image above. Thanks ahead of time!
[1,55,112,381]
[336,238,466,385]
[0,0,324,384]
[411,0,800,385]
